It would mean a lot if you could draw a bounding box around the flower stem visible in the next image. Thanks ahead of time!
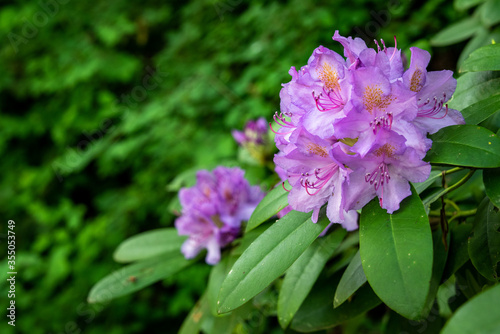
[443,167,463,176]
[444,199,461,212]
[448,209,477,224]
[444,168,476,195]
[423,169,476,208]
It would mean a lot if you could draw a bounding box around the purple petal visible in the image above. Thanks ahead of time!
[332,30,368,65]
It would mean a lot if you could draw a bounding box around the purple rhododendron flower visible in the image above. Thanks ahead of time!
[175,166,264,264]
[232,117,273,165]
[232,117,269,146]
[273,30,464,230]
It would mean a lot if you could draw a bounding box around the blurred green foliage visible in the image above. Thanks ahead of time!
[0,0,467,333]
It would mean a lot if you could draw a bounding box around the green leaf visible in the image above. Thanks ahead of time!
[207,255,238,316]
[246,182,289,232]
[179,294,210,334]
[462,94,500,125]
[327,248,357,276]
[386,308,445,333]
[425,125,500,168]
[422,186,446,211]
[479,0,500,26]
[461,44,500,72]
[454,0,486,10]
[442,222,473,282]
[468,197,500,281]
[437,276,457,318]
[231,223,270,256]
[430,17,481,46]
[333,250,367,308]
[442,284,500,334]
[359,185,433,319]
[113,228,186,263]
[87,253,191,303]
[421,228,450,317]
[166,167,198,191]
[278,227,346,328]
[217,210,330,314]
[412,170,442,194]
[484,168,500,209]
[207,302,254,334]
[455,261,488,299]
[449,71,500,111]
[290,275,381,332]
[457,26,490,68]
[209,313,240,334]
[332,230,359,256]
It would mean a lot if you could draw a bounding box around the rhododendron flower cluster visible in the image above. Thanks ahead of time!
[232,117,269,147]
[273,31,464,230]
[175,166,265,264]
[232,117,273,165]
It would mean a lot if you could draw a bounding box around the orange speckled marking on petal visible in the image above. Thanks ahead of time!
[374,144,396,158]
[307,143,329,158]
[318,63,340,91]
[410,68,424,92]
[363,85,395,113]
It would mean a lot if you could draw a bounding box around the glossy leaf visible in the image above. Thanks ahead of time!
[461,44,500,72]
[290,275,381,332]
[359,186,433,319]
[332,231,359,256]
[484,168,500,209]
[334,250,367,308]
[231,223,270,256]
[245,182,289,232]
[425,125,500,168]
[328,248,357,276]
[442,284,500,334]
[449,71,500,111]
[278,227,346,328]
[412,170,442,194]
[88,254,191,303]
[113,228,187,263]
[462,94,500,125]
[430,17,481,46]
[422,187,447,211]
[207,255,238,316]
[457,26,490,67]
[468,197,500,281]
[217,210,329,314]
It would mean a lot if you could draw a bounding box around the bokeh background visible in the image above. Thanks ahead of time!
[0,0,496,333]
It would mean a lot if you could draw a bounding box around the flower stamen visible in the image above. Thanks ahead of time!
[269,112,296,135]
[417,93,449,119]
[294,165,339,196]
[365,162,390,206]
[390,36,398,62]
[369,112,393,134]
[313,87,344,112]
